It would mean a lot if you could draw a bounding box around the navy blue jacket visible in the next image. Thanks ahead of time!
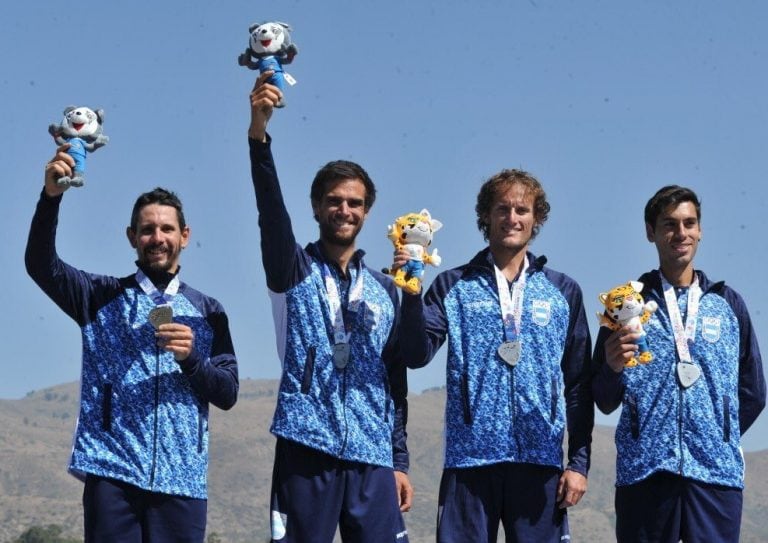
[250,137,409,471]
[401,249,593,474]
[593,269,766,488]
[25,192,239,499]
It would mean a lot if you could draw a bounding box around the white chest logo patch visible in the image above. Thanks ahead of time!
[532,300,551,327]
[701,316,721,343]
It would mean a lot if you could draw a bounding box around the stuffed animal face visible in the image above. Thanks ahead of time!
[248,22,291,56]
[599,281,645,324]
[389,209,443,249]
[57,107,103,140]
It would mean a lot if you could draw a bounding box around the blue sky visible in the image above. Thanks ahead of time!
[2,1,766,451]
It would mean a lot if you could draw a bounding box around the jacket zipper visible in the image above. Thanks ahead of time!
[149,346,161,488]
[338,368,349,457]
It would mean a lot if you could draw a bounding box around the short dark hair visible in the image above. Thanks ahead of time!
[310,160,376,210]
[644,185,701,230]
[475,169,550,241]
[129,187,186,232]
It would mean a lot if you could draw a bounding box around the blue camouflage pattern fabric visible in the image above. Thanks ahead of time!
[594,269,766,489]
[269,245,401,468]
[25,193,239,499]
[401,249,593,473]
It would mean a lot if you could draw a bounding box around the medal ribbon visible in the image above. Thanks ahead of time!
[322,261,364,345]
[493,257,529,342]
[136,269,179,306]
[661,272,701,365]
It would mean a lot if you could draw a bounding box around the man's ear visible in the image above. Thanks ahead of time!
[645,222,654,242]
[181,226,191,248]
[126,227,137,248]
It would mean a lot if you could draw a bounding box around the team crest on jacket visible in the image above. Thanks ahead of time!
[701,316,721,343]
[532,300,551,326]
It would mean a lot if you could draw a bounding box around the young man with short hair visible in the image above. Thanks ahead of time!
[248,73,412,543]
[592,185,766,542]
[399,168,593,543]
[26,145,239,542]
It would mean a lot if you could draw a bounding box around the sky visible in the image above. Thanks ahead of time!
[2,1,767,451]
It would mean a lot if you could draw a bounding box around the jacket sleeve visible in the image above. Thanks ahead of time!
[249,135,302,292]
[177,305,240,411]
[24,190,95,325]
[399,277,449,369]
[383,295,409,472]
[561,282,594,476]
[591,326,626,414]
[724,288,767,435]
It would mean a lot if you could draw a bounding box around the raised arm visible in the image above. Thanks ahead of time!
[25,145,96,324]
[247,72,301,292]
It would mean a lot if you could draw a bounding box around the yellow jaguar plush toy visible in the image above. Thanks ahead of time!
[383,209,442,295]
[598,281,658,367]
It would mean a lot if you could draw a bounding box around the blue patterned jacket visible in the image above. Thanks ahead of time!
[400,249,593,474]
[25,193,239,499]
[249,137,409,471]
[593,270,766,488]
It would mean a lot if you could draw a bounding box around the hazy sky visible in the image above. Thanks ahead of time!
[2,1,766,451]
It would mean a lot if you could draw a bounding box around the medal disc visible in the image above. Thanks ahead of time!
[149,305,173,329]
[498,340,521,367]
[677,362,701,388]
[333,343,351,369]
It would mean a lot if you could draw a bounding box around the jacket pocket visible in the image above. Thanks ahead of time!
[102,383,112,432]
[197,411,204,453]
[301,346,316,394]
[723,395,731,442]
[627,394,639,439]
[462,373,472,425]
[550,377,559,424]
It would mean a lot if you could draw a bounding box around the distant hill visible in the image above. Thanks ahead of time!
[1,380,766,542]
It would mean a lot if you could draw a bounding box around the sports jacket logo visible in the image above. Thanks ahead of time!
[532,300,551,326]
[701,316,721,343]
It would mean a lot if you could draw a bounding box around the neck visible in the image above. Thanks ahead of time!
[319,240,356,274]
[137,262,179,287]
[490,245,528,281]
[660,263,694,287]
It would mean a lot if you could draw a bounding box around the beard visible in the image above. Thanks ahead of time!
[318,221,362,247]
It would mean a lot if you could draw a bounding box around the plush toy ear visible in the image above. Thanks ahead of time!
[598,293,608,305]
[629,281,644,293]
[63,106,77,115]
[248,23,260,33]
[276,21,293,31]
[431,219,443,233]
[95,109,105,124]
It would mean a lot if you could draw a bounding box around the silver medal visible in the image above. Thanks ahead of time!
[333,343,351,369]
[498,340,521,367]
[676,362,701,389]
[149,304,173,329]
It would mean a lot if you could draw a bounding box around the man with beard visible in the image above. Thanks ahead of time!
[25,144,239,542]
[592,185,766,542]
[248,72,412,543]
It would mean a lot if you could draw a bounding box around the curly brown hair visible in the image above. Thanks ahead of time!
[475,169,550,241]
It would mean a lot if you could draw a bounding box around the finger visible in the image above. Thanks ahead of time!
[250,87,282,108]
[556,478,566,501]
[252,70,276,91]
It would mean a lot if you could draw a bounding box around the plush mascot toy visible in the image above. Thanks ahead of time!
[598,281,658,367]
[238,21,298,107]
[48,106,108,188]
[383,209,443,295]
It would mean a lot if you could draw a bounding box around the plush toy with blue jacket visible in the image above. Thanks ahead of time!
[48,106,109,188]
[238,21,298,108]
[383,209,443,295]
